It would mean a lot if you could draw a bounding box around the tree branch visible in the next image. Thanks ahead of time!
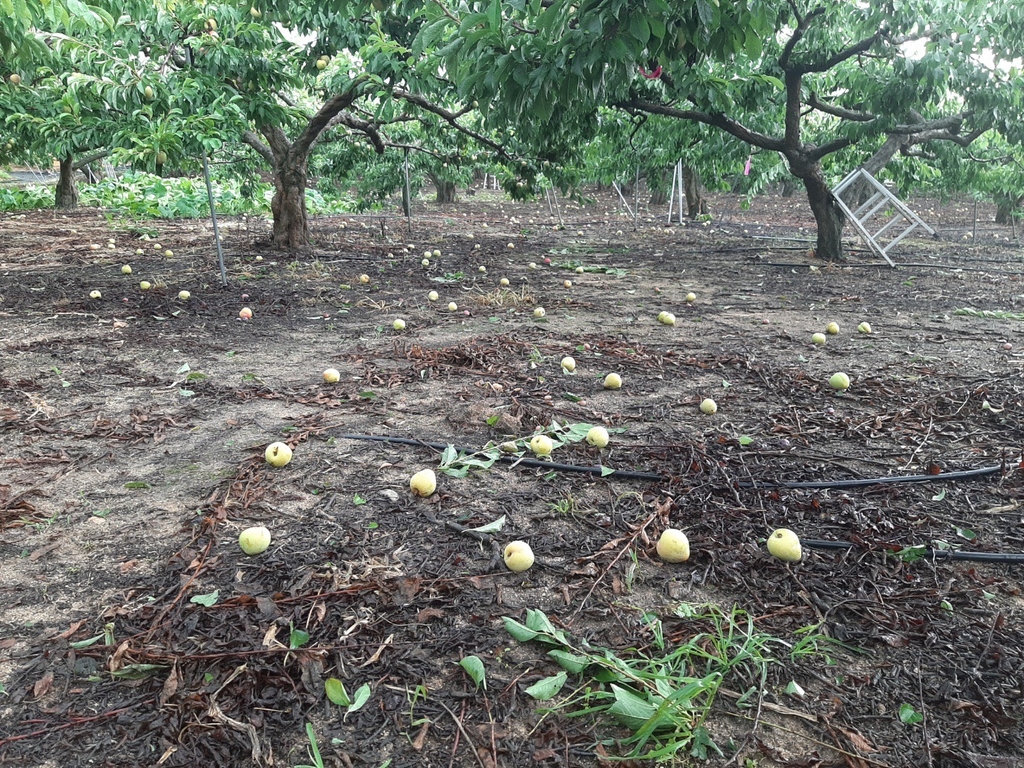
[241,130,274,165]
[292,76,370,159]
[391,87,511,160]
[73,149,109,170]
[806,92,875,122]
[616,98,786,152]
[328,112,386,153]
[778,4,824,69]
[807,136,853,162]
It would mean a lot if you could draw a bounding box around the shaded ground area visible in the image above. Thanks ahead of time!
[1,189,1023,767]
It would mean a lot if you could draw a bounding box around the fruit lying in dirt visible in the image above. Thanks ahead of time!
[238,307,253,319]
[507,242,515,249]
[500,278,510,287]
[533,307,546,318]
[238,526,271,556]
[529,262,537,269]
[529,435,553,456]
[393,318,406,331]
[586,426,609,448]
[561,356,576,372]
[421,258,430,267]
[323,368,340,383]
[658,311,676,326]
[503,541,535,572]
[699,398,718,415]
[121,264,132,274]
[409,469,437,497]
[178,290,190,301]
[264,442,292,467]
[575,266,584,274]
[829,372,851,391]
[478,265,487,273]
[432,249,441,258]
[139,281,152,291]
[857,322,872,334]
[656,529,690,563]
[811,332,827,345]
[89,290,102,299]
[685,292,697,303]
[767,528,802,562]
[603,373,622,390]
[448,302,458,311]
[427,290,439,301]
[826,321,840,335]
[359,274,370,283]
[164,249,174,258]
[499,441,519,453]
[563,280,572,288]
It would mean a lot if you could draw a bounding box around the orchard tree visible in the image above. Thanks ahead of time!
[428,0,1024,260]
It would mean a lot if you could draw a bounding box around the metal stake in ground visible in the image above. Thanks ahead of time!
[201,154,227,287]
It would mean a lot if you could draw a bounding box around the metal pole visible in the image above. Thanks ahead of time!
[633,164,640,231]
[201,154,227,287]
[677,162,684,222]
[403,148,412,233]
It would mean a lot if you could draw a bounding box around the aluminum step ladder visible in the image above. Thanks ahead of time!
[832,168,934,266]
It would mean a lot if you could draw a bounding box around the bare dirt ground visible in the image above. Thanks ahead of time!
[1,188,1023,768]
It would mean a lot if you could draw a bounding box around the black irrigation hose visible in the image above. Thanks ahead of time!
[336,433,663,481]
[738,464,1003,490]
[338,434,1024,562]
[803,539,1024,564]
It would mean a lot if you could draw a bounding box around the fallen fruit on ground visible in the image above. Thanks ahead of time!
[238,307,253,319]
[499,441,518,453]
[563,280,572,288]
[829,372,851,391]
[499,277,509,287]
[658,311,676,325]
[656,528,690,563]
[603,372,622,389]
[164,250,173,258]
[767,528,802,562]
[89,290,102,299]
[427,290,439,301]
[448,302,458,311]
[529,434,553,456]
[699,398,718,414]
[858,322,872,334]
[359,274,370,283]
[811,332,827,345]
[409,469,437,497]
[264,442,292,467]
[686,292,696,303]
[586,426,609,448]
[121,264,132,274]
[575,266,584,273]
[393,318,406,331]
[139,281,151,291]
[421,258,430,267]
[533,307,546,318]
[826,321,840,335]
[238,526,271,556]
[323,368,340,383]
[503,541,535,572]
[561,356,576,372]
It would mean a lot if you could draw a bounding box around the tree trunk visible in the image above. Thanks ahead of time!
[270,151,310,248]
[841,134,908,206]
[55,153,79,210]
[647,167,669,206]
[430,174,457,203]
[683,164,708,218]
[995,195,1023,225]
[803,170,845,260]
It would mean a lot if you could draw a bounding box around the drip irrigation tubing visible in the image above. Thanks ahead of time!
[803,539,1024,564]
[738,465,1002,490]
[336,433,663,481]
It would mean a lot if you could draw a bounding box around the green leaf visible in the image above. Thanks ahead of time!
[459,656,487,689]
[348,683,371,713]
[956,527,977,541]
[525,671,567,700]
[189,590,219,607]
[738,435,754,446]
[124,481,150,489]
[176,363,191,374]
[325,678,350,706]
[290,626,311,649]
[547,649,590,674]
[503,616,539,642]
[69,632,107,649]
[898,703,923,724]
[607,684,660,731]
[468,515,506,533]
[931,489,946,502]
[178,388,195,397]
[353,494,367,506]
